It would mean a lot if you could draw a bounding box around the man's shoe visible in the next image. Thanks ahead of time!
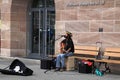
[60,68,63,72]
[60,68,66,72]
[54,68,60,72]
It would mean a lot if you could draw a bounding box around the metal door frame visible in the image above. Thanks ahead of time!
[44,8,55,58]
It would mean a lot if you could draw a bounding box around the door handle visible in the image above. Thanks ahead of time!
[39,29,47,32]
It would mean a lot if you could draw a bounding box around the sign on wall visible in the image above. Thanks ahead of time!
[66,0,105,7]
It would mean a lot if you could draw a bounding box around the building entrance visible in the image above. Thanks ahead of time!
[29,0,55,59]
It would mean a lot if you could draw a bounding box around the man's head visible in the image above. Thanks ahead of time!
[65,31,72,38]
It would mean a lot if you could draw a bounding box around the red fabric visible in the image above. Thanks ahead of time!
[82,60,93,66]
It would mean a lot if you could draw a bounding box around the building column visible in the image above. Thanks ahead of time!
[0,0,12,57]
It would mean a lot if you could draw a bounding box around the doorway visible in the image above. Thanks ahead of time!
[28,0,55,59]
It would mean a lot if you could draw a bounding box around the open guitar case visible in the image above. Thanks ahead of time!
[0,59,33,76]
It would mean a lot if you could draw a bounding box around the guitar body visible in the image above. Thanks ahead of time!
[60,41,66,53]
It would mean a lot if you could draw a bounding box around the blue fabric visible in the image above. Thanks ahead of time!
[95,69,103,76]
[56,52,74,68]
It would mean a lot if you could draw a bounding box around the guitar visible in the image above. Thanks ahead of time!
[60,41,66,53]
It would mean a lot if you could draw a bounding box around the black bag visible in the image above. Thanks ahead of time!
[41,58,56,70]
[0,59,33,76]
[78,60,93,73]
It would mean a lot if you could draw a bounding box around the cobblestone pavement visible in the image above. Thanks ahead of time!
[0,57,120,80]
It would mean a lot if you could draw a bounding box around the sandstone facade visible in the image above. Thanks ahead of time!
[0,0,120,57]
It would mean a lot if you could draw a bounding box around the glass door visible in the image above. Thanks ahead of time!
[29,9,55,59]
[46,10,55,56]
[30,9,44,58]
[28,0,55,59]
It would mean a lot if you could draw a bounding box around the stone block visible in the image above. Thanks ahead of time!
[65,21,89,32]
[66,56,75,71]
[61,10,77,20]
[115,21,120,32]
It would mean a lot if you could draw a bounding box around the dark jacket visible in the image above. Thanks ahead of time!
[62,38,74,53]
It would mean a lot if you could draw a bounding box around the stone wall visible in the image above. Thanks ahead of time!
[55,0,120,54]
[0,0,30,57]
[10,0,30,57]
[0,0,120,57]
[0,0,12,56]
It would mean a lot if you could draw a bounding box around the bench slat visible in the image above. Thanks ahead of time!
[104,52,120,57]
[75,50,98,56]
[96,59,120,64]
[75,46,98,51]
[105,47,120,52]
[72,56,120,64]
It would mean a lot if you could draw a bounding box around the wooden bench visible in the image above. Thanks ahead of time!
[67,46,120,72]
[66,45,99,70]
[50,45,120,73]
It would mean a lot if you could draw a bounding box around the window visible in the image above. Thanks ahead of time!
[32,0,54,8]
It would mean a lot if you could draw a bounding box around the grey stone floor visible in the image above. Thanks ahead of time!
[0,57,120,80]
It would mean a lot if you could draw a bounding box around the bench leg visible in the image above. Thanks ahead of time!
[98,62,111,73]
[104,63,111,73]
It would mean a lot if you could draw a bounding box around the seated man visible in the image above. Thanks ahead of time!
[55,31,74,72]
